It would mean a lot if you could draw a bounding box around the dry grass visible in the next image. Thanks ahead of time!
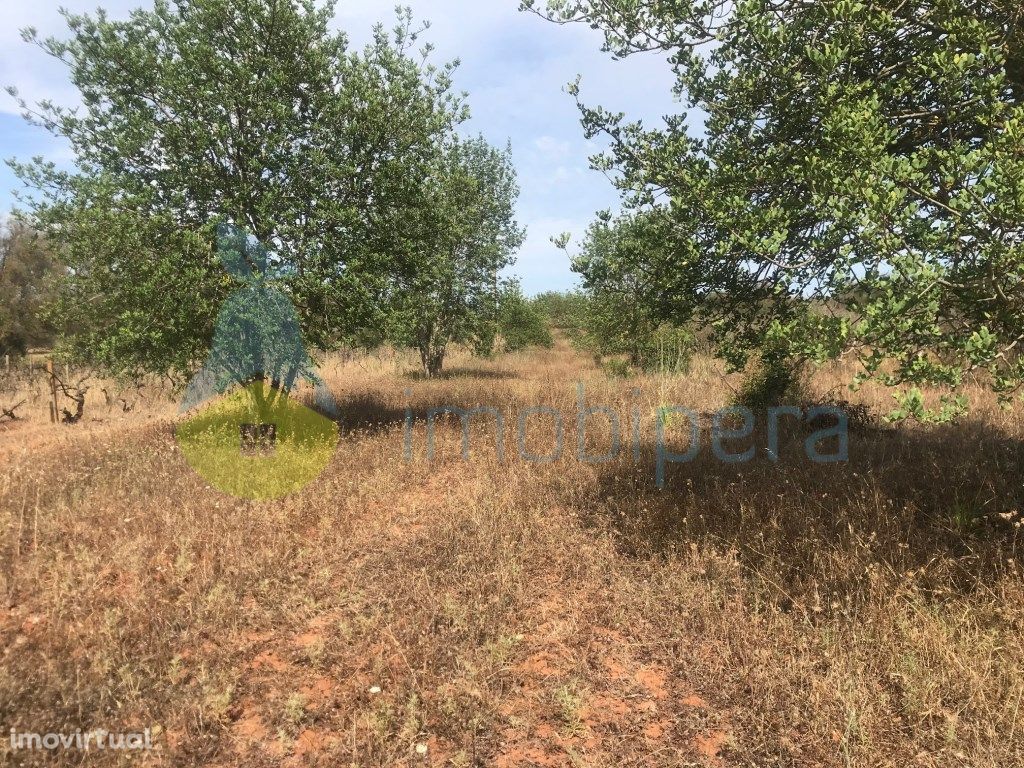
[1,341,1022,766]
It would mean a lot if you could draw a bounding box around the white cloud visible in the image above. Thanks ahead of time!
[533,135,571,161]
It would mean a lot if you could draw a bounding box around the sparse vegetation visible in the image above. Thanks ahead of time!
[1,342,1022,766]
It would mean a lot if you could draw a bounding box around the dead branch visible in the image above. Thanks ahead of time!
[1,399,26,421]
[51,371,91,425]
[101,386,137,413]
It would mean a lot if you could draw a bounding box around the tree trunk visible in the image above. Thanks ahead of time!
[418,321,447,379]
[248,375,284,422]
[420,346,445,379]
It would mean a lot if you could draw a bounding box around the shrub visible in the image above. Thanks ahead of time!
[736,350,808,408]
[499,286,553,352]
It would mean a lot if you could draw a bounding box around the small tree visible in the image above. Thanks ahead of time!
[387,136,525,377]
[498,282,553,352]
[10,1,465,380]
[565,211,694,373]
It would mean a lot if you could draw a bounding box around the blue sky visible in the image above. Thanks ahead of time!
[0,0,681,295]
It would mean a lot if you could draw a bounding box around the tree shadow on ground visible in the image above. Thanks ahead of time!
[584,415,1024,609]
[327,393,409,436]
[402,367,519,381]
[328,389,519,437]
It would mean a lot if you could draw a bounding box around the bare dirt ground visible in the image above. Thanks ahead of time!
[1,342,1022,766]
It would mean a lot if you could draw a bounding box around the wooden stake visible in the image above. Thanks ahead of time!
[47,359,59,424]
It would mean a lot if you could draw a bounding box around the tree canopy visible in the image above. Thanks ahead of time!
[528,0,1024,411]
[384,136,525,377]
[497,282,553,354]
[9,0,487,382]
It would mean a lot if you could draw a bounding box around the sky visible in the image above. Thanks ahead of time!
[0,0,682,295]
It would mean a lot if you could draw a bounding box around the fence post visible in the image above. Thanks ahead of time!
[47,359,59,424]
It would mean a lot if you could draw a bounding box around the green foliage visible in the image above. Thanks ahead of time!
[531,290,589,331]
[0,221,59,356]
[886,388,970,425]
[384,137,525,376]
[497,283,553,352]
[561,212,695,375]
[179,225,324,407]
[602,357,632,379]
[10,1,467,380]
[532,0,1024,419]
[43,198,227,381]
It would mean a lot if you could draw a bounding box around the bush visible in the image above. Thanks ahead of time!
[633,325,695,375]
[736,350,808,408]
[531,290,588,331]
[499,286,553,352]
[602,357,632,378]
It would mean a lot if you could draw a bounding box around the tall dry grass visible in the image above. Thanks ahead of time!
[1,341,1022,766]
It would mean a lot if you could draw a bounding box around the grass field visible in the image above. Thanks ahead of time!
[1,341,1023,766]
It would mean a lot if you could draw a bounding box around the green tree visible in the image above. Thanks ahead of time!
[10,1,465,382]
[565,211,694,373]
[531,290,588,333]
[498,282,553,353]
[386,136,525,377]
[0,221,59,356]
[528,0,1024,412]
